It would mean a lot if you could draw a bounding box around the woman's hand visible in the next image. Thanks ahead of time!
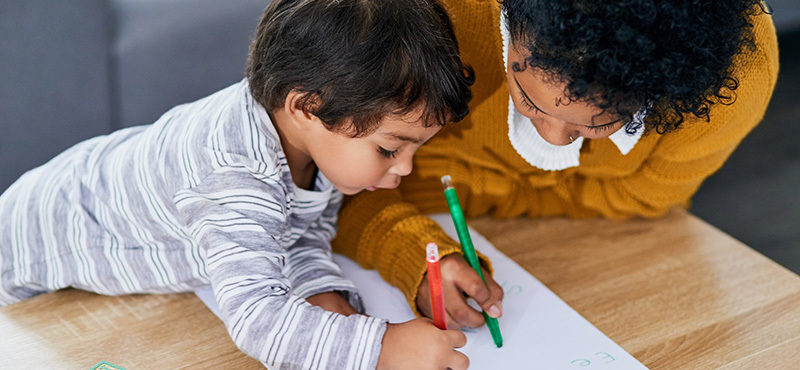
[377,317,469,370]
[417,254,504,329]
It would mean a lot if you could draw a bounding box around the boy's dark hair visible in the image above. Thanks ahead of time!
[247,0,474,137]
[502,0,768,134]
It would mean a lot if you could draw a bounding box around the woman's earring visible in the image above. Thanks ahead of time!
[569,136,575,144]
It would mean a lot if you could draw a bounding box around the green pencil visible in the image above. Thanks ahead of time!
[441,175,504,348]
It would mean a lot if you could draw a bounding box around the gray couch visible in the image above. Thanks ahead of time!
[0,0,270,192]
[3,0,799,210]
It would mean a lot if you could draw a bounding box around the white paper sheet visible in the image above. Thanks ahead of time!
[196,213,649,369]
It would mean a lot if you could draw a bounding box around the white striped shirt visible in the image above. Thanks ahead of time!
[0,79,386,369]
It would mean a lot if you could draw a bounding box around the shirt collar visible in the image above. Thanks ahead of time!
[500,12,644,171]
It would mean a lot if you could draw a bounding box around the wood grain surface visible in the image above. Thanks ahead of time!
[1,209,798,369]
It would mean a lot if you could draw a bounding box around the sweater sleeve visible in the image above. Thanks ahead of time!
[332,188,493,316]
[175,166,386,370]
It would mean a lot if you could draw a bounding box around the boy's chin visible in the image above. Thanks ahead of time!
[334,183,394,195]
[334,186,368,195]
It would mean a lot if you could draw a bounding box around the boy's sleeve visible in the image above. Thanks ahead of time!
[284,190,365,311]
[175,167,386,370]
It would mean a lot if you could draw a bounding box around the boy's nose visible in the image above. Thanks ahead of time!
[390,155,413,177]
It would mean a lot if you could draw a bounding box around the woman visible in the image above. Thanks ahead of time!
[333,0,779,329]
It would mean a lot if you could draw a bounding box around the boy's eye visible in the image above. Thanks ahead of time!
[378,147,398,159]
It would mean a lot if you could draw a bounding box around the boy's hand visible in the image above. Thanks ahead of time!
[377,317,468,370]
[416,254,504,329]
[306,291,360,316]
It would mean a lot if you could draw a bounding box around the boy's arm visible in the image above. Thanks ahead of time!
[284,190,363,313]
[175,167,386,369]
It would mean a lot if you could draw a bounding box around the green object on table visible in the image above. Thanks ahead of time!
[441,175,504,348]
[91,361,128,370]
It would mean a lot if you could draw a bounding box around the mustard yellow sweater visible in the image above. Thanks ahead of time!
[332,0,779,313]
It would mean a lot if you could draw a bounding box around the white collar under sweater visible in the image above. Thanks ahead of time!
[500,13,645,171]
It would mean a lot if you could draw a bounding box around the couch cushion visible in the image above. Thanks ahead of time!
[0,0,114,192]
[110,0,268,129]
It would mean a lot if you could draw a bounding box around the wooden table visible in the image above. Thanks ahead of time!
[2,209,800,369]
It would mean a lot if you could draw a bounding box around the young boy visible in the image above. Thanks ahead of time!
[0,0,474,369]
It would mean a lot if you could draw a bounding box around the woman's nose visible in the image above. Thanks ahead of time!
[532,118,576,146]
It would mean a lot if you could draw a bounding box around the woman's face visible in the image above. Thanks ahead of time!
[506,45,626,145]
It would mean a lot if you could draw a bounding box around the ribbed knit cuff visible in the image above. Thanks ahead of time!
[333,189,495,317]
[372,214,495,316]
[382,216,462,316]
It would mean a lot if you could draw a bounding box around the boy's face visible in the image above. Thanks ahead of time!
[307,111,442,195]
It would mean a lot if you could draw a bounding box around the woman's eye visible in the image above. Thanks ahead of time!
[518,93,542,114]
[378,147,398,158]
[587,120,624,134]
[589,124,614,133]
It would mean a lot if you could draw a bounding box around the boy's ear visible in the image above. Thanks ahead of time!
[283,90,322,131]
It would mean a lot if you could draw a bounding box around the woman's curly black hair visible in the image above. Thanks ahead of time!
[502,0,769,134]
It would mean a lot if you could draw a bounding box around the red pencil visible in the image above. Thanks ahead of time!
[426,242,447,330]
